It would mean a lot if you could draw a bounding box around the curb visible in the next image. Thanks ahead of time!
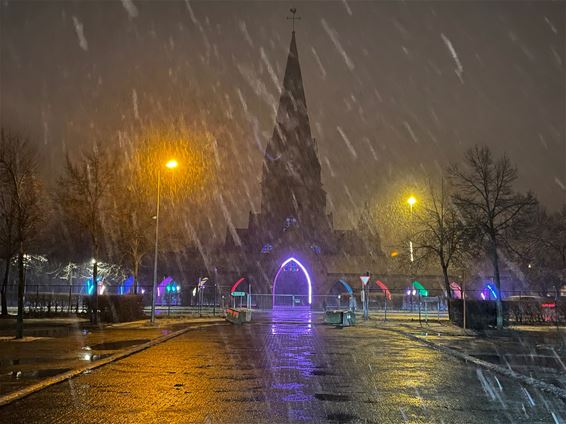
[0,322,223,408]
[384,327,566,400]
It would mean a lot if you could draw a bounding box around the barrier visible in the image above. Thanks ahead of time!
[225,308,252,325]
[324,310,356,327]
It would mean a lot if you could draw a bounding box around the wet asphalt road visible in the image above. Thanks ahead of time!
[0,310,565,423]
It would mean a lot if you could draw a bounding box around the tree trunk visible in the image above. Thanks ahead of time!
[441,264,452,317]
[491,239,503,329]
[133,259,139,295]
[15,247,25,339]
[1,258,10,317]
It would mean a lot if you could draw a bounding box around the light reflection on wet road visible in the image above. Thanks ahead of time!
[0,310,565,423]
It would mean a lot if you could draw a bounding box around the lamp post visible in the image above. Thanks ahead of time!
[407,196,416,262]
[151,159,178,324]
[91,258,98,325]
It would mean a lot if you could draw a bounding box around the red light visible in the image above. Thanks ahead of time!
[230,277,245,293]
[541,303,555,308]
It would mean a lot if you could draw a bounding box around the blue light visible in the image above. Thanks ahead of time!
[481,283,498,300]
[261,243,273,253]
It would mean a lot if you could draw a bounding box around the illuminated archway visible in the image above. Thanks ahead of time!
[337,279,353,294]
[120,275,134,295]
[230,277,246,294]
[450,282,462,299]
[375,280,392,301]
[411,281,428,297]
[157,276,173,298]
[481,283,498,300]
[272,257,312,305]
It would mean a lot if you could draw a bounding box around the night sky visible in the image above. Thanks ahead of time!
[1,1,564,243]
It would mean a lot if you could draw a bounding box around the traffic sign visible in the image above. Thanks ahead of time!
[231,291,246,297]
[360,275,370,285]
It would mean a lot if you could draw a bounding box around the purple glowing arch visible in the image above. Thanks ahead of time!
[272,257,312,305]
[157,276,173,298]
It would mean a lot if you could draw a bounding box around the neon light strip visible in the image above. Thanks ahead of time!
[272,257,312,305]
[230,277,246,293]
[412,281,428,297]
[375,280,392,301]
[486,284,498,300]
[338,279,353,294]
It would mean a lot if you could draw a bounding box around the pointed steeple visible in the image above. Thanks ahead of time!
[278,31,308,124]
[260,30,327,239]
[263,31,320,182]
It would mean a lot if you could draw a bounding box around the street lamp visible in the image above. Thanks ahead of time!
[407,196,416,262]
[407,196,416,209]
[151,159,178,324]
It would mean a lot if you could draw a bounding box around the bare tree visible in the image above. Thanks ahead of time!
[449,146,537,329]
[521,206,566,295]
[0,183,17,317]
[411,178,471,312]
[0,130,44,338]
[110,179,154,295]
[57,146,117,324]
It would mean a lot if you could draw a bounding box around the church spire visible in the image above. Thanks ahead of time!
[263,29,319,177]
[260,25,326,236]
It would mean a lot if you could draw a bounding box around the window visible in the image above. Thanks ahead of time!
[283,216,298,231]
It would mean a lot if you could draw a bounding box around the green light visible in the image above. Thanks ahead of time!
[412,281,428,297]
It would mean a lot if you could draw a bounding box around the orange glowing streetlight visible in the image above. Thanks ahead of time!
[407,195,417,210]
[165,159,178,169]
[151,159,179,324]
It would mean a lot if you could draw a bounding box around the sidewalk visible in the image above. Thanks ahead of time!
[370,318,566,390]
[0,315,224,397]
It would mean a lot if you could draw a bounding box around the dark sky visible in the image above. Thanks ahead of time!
[1,1,564,238]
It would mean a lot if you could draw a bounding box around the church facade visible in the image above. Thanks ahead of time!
[215,30,448,306]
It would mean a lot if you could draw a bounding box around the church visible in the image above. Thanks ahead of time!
[214,28,394,308]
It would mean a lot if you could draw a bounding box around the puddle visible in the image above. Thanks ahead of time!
[0,357,54,367]
[10,327,82,338]
[311,369,334,376]
[89,339,150,351]
[0,352,111,368]
[326,412,358,423]
[282,393,313,402]
[315,393,351,402]
[6,368,71,380]
[272,382,304,390]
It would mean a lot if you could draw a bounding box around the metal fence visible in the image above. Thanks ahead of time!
[1,283,563,323]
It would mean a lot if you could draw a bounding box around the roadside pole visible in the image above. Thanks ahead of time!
[360,273,370,321]
[213,282,216,317]
[463,280,467,330]
[248,284,252,309]
[418,293,422,326]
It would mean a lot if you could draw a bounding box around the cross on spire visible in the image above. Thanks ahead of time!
[286,8,301,32]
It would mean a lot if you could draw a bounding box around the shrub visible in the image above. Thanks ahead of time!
[448,299,509,329]
[85,295,144,323]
